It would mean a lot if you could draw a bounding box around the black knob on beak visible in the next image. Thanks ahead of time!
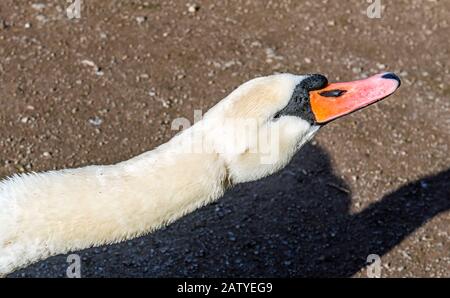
[381,72,401,87]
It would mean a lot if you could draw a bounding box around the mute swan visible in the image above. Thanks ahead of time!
[0,72,400,276]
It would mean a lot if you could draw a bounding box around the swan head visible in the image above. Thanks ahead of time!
[199,72,401,184]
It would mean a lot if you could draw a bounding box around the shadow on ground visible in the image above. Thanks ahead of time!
[13,144,450,277]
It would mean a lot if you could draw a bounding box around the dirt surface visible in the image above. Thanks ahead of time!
[0,0,449,277]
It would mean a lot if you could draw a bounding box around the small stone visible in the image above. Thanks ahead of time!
[24,22,32,29]
[81,59,103,76]
[187,4,199,13]
[81,59,96,68]
[136,16,147,25]
[352,67,362,74]
[31,3,46,11]
[42,151,52,158]
[89,116,103,126]
[376,63,386,70]
[36,15,48,23]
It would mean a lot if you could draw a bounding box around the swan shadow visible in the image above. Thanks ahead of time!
[12,144,450,277]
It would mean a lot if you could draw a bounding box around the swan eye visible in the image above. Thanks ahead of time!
[319,89,347,97]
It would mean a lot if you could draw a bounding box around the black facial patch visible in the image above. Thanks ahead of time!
[274,74,328,124]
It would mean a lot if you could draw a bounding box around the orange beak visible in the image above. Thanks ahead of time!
[309,72,401,124]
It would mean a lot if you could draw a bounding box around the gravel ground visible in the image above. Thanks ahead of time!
[0,0,449,277]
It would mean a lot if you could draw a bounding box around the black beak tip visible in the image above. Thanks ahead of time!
[382,72,401,87]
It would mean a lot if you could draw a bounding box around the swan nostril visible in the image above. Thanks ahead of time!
[381,72,401,87]
[319,89,347,97]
